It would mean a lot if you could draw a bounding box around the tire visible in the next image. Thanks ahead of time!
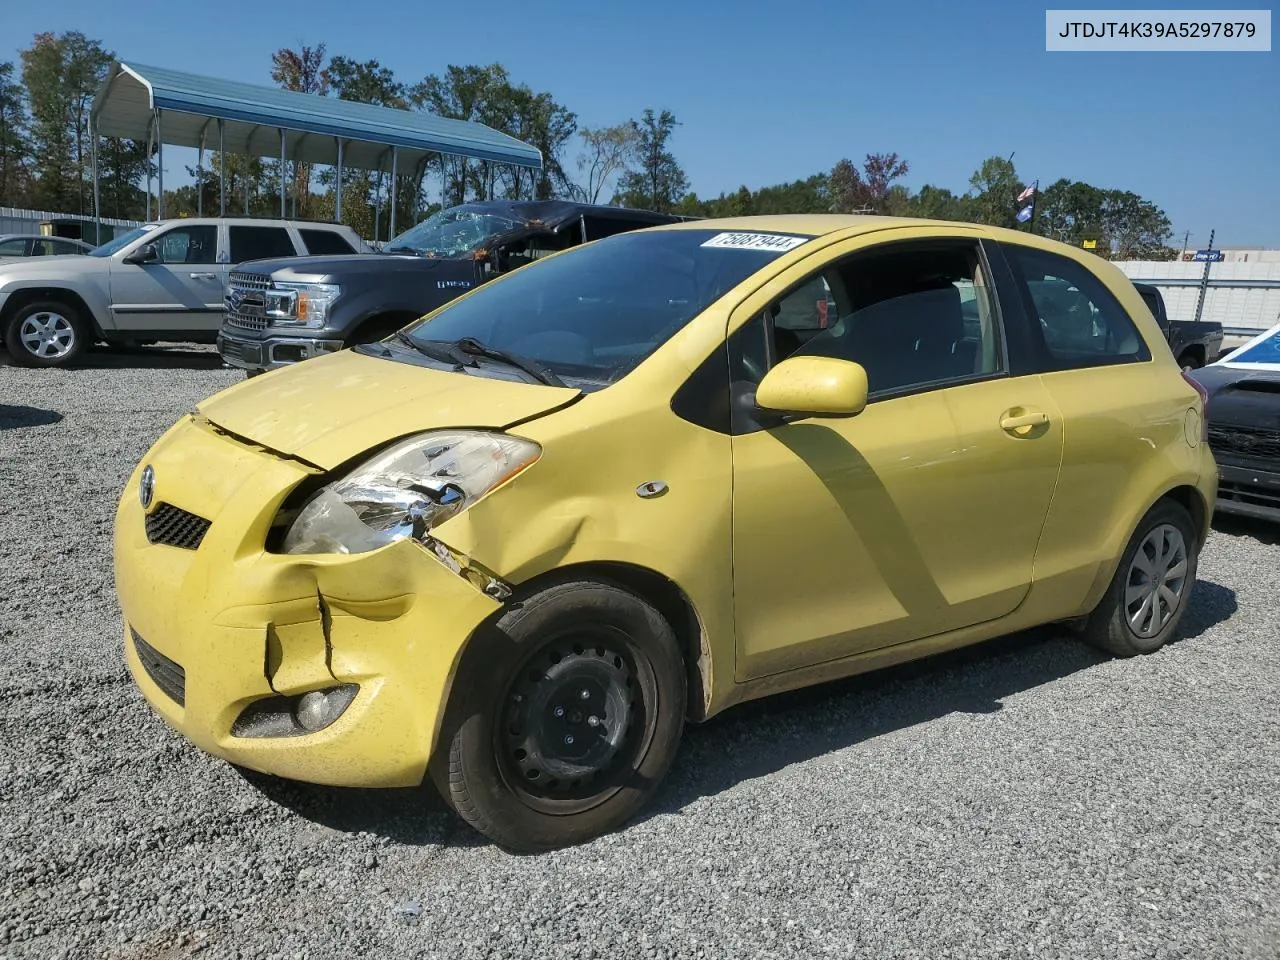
[432,579,687,852]
[4,300,90,368]
[1081,500,1199,657]
[1177,352,1203,370]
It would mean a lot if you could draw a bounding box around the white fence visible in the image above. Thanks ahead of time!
[1115,259,1280,334]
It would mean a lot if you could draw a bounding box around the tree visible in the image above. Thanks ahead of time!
[0,62,28,205]
[97,137,152,219]
[271,44,329,219]
[412,64,508,206]
[569,123,640,204]
[613,109,688,213]
[1035,178,1174,258]
[20,32,113,215]
[829,153,909,214]
[967,155,1023,227]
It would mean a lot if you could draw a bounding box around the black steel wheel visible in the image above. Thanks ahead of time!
[432,579,686,852]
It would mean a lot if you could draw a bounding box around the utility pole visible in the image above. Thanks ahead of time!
[1193,229,1214,324]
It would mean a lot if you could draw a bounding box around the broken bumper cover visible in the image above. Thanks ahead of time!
[114,416,500,788]
[218,331,345,373]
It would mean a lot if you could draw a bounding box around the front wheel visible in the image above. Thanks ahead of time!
[4,300,90,367]
[433,580,687,852]
[1081,500,1199,657]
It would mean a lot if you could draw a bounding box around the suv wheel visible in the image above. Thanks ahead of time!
[5,300,89,367]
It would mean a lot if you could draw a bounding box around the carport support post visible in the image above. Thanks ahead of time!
[145,115,154,220]
[90,118,101,241]
[218,120,226,216]
[389,147,399,238]
[196,126,206,217]
[279,128,287,218]
[335,139,344,223]
[156,110,164,220]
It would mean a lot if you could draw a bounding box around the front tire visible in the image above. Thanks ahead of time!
[433,580,686,852]
[4,300,90,367]
[1082,500,1199,657]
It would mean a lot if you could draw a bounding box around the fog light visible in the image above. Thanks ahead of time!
[231,684,360,739]
[295,685,359,732]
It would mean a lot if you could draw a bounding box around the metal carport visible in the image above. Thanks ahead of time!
[90,62,543,235]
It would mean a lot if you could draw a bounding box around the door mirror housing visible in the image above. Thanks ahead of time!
[123,243,159,265]
[755,355,869,419]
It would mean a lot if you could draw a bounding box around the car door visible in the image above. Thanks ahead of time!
[729,230,1063,680]
[109,223,224,333]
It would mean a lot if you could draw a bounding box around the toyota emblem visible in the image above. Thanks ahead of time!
[139,465,155,509]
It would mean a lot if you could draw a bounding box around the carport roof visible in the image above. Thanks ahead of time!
[91,62,543,173]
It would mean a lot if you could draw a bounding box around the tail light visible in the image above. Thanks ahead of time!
[1181,370,1209,442]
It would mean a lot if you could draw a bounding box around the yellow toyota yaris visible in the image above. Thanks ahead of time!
[115,216,1217,851]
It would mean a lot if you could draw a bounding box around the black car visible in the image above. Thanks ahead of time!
[1189,325,1280,521]
[1133,282,1223,370]
[218,200,687,374]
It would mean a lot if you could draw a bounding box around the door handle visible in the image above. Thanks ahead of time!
[189,272,217,280]
[1000,410,1050,432]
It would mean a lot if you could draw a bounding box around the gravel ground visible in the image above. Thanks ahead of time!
[1,346,1278,960]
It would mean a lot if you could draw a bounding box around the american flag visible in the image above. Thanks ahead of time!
[1016,182,1037,203]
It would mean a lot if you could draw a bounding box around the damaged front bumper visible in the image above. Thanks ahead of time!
[114,416,501,788]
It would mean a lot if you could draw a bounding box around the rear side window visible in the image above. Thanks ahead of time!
[1003,244,1149,369]
[299,229,357,255]
[0,239,28,256]
[230,226,297,263]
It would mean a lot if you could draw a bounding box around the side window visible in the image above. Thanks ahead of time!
[582,216,660,241]
[229,226,297,263]
[53,240,84,255]
[1003,245,1149,368]
[154,226,217,265]
[770,244,1003,396]
[496,232,568,272]
[299,229,357,255]
[0,239,29,256]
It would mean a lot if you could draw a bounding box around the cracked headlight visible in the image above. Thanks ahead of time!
[282,430,540,555]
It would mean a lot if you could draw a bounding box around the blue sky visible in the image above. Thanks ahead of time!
[3,0,1277,245]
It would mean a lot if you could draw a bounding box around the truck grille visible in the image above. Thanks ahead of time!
[1208,424,1280,462]
[131,628,186,706]
[225,273,271,332]
[144,503,212,550]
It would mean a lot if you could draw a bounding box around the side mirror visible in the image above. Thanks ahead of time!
[755,355,869,419]
[123,243,159,265]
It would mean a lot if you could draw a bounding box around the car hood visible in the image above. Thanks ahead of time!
[1190,363,1280,431]
[0,255,108,280]
[197,347,581,470]
[232,253,474,283]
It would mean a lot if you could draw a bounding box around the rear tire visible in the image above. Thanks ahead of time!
[1081,500,1199,657]
[432,580,686,852]
[4,300,90,368]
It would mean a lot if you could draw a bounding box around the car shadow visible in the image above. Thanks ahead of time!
[1212,513,1280,546]
[0,404,64,429]
[244,580,1235,848]
[72,345,231,371]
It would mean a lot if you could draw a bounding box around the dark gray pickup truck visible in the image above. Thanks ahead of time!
[1134,282,1223,370]
[218,200,684,374]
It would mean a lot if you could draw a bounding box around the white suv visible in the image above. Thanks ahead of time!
[0,218,365,367]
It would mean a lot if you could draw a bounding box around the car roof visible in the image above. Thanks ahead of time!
[0,233,88,242]
[145,218,352,229]
[448,199,686,228]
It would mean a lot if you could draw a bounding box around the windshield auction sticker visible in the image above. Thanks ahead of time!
[700,233,809,252]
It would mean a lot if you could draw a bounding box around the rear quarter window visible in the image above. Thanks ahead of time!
[1002,243,1150,370]
[299,229,357,255]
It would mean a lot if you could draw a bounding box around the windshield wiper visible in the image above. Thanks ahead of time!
[392,331,466,370]
[450,337,566,387]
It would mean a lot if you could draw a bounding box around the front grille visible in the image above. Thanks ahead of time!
[144,503,211,550]
[131,628,186,706]
[225,273,271,332]
[1208,424,1280,461]
[1219,480,1280,512]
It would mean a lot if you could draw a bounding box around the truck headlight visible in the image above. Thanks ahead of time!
[282,431,540,555]
[266,282,340,328]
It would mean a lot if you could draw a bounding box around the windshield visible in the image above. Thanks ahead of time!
[1225,326,1280,366]
[90,225,157,258]
[386,208,520,258]
[402,228,812,388]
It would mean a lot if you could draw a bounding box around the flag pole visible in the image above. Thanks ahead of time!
[1028,179,1039,234]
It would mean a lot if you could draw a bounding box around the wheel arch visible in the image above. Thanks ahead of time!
[345,310,424,345]
[1,286,103,337]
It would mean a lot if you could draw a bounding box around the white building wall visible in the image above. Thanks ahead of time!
[1115,259,1280,332]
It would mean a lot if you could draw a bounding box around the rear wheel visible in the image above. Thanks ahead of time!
[4,300,90,367]
[433,580,686,852]
[1082,500,1198,657]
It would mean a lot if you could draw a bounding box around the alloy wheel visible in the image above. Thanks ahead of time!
[19,311,75,359]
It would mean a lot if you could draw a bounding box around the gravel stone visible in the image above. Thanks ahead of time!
[1,347,1278,959]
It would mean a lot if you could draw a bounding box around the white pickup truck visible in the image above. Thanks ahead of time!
[0,217,364,367]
